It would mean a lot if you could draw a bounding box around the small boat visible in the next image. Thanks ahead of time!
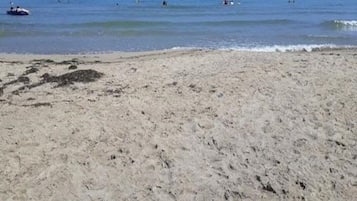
[7,7,30,16]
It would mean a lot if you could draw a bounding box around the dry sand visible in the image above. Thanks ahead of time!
[0,49,356,201]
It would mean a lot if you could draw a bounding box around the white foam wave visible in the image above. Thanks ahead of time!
[223,44,340,52]
[333,20,357,31]
[171,44,357,53]
[334,20,357,26]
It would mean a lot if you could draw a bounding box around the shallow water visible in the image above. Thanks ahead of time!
[0,0,356,53]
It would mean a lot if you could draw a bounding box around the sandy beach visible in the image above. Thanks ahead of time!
[0,49,356,201]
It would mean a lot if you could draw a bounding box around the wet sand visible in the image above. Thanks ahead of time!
[0,49,356,201]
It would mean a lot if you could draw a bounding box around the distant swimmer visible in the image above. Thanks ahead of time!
[162,0,167,6]
[223,0,234,5]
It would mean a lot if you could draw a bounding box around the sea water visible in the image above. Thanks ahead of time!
[0,0,356,53]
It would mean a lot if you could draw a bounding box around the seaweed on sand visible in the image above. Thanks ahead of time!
[9,69,104,95]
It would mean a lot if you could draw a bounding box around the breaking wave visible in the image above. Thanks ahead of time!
[218,44,354,52]
[323,20,357,31]
[333,20,357,27]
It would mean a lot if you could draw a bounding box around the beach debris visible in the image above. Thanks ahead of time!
[18,76,30,84]
[296,180,306,190]
[22,102,52,107]
[31,58,104,66]
[327,139,346,147]
[68,65,78,70]
[188,83,202,93]
[104,85,129,97]
[32,59,55,63]
[166,81,178,87]
[41,69,103,87]
[159,150,172,168]
[2,75,30,87]
[6,69,104,95]
[3,79,17,86]
[262,183,277,194]
[224,190,243,200]
[256,175,277,194]
[23,67,39,75]
[57,58,80,65]
[1,74,32,96]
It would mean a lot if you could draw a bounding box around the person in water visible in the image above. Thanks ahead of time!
[162,0,167,6]
[223,0,234,5]
[9,6,19,12]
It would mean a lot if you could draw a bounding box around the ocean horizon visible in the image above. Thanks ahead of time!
[0,0,356,54]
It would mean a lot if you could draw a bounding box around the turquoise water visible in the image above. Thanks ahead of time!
[0,0,356,53]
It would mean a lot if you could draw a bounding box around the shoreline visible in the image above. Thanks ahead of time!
[1,44,357,56]
[1,49,356,200]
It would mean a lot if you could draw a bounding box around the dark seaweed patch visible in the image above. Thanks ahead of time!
[9,69,104,95]
[23,67,39,75]
[41,69,103,87]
